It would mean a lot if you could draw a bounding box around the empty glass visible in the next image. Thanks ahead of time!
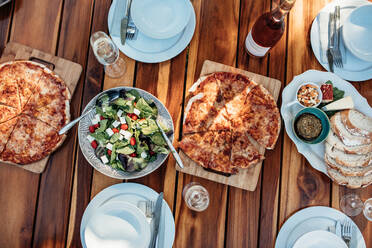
[90,31,125,78]
[340,193,372,221]
[182,182,209,212]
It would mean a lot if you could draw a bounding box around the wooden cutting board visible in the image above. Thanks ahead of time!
[0,42,82,173]
[177,60,282,191]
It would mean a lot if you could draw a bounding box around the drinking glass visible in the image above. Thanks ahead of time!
[90,31,125,78]
[340,193,364,216]
[363,198,372,221]
[182,182,209,212]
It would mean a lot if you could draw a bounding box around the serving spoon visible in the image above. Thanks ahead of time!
[58,91,120,135]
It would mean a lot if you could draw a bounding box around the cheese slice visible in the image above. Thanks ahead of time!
[322,96,354,111]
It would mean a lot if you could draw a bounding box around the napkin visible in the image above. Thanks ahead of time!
[110,0,128,37]
[318,11,347,64]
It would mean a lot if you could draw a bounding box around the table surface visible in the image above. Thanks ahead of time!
[0,0,370,247]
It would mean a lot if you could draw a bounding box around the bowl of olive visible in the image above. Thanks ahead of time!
[292,107,330,144]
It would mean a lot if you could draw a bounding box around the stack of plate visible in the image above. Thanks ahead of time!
[108,0,196,63]
[80,183,175,248]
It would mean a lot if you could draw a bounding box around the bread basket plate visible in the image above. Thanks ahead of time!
[78,87,174,180]
[281,70,372,178]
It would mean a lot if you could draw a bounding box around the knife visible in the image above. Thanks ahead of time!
[155,119,184,169]
[120,0,133,45]
[327,12,335,73]
[336,220,342,238]
[149,192,163,248]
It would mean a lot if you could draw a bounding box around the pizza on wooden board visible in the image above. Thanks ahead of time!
[180,71,281,175]
[0,60,70,165]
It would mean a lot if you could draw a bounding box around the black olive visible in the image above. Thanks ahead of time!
[95,147,106,158]
[119,89,127,99]
[126,160,136,172]
[148,100,156,108]
[118,154,128,168]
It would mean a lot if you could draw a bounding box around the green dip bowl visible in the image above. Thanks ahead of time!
[292,107,330,144]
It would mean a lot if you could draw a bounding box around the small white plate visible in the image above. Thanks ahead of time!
[81,183,175,248]
[281,70,372,177]
[131,0,192,39]
[310,0,372,81]
[293,230,347,248]
[108,0,196,63]
[275,206,366,248]
[84,201,151,248]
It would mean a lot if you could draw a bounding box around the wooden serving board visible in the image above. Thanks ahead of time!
[177,60,282,191]
[0,42,82,173]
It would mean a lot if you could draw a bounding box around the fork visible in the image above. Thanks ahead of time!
[126,23,138,40]
[341,219,352,247]
[332,5,343,68]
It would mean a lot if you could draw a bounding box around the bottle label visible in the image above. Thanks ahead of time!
[245,31,270,57]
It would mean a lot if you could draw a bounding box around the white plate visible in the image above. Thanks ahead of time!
[310,0,372,81]
[275,206,366,248]
[108,0,196,63]
[84,201,151,248]
[281,70,372,177]
[293,230,347,248]
[81,183,175,248]
[131,0,192,39]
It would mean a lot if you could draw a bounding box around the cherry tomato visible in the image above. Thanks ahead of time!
[107,149,112,156]
[127,113,132,117]
[91,140,98,149]
[130,153,137,157]
[131,115,138,120]
[89,125,95,133]
[130,137,136,146]
[121,124,128,130]
[149,151,155,156]
[100,116,105,120]
[134,102,136,107]
[140,118,146,121]
[94,123,100,129]
[112,128,119,133]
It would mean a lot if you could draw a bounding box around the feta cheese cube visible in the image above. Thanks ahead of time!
[117,109,123,117]
[118,134,124,140]
[106,143,113,150]
[133,108,141,116]
[140,151,147,159]
[106,128,114,137]
[102,106,106,112]
[95,114,101,120]
[87,135,95,142]
[112,120,120,128]
[91,117,99,125]
[100,155,109,164]
[120,130,132,140]
[119,116,126,124]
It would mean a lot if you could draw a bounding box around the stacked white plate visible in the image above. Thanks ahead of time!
[108,0,196,63]
[81,183,175,248]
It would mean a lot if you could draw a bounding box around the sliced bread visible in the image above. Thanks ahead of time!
[325,142,372,168]
[326,129,372,155]
[327,167,372,189]
[341,109,372,138]
[325,154,372,177]
[331,112,371,146]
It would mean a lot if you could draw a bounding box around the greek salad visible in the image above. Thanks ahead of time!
[87,89,171,172]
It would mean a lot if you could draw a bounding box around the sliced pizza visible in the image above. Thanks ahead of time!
[12,61,44,109]
[0,114,64,165]
[179,130,238,174]
[23,68,71,130]
[231,131,264,168]
[232,84,281,149]
[0,117,19,154]
[183,74,230,133]
[0,104,19,123]
[0,63,21,110]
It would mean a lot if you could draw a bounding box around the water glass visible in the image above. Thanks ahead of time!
[182,182,209,212]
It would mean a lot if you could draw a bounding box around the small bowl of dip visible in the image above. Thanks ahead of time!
[296,83,322,108]
[292,107,330,144]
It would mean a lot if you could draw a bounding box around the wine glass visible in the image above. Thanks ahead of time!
[182,182,210,212]
[90,31,126,78]
[363,198,372,221]
[340,193,364,216]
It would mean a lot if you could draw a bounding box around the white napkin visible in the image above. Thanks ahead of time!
[318,10,347,64]
[110,0,128,37]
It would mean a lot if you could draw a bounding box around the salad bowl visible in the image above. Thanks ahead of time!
[78,87,174,180]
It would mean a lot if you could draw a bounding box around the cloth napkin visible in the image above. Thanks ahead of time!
[318,11,347,64]
[110,0,128,38]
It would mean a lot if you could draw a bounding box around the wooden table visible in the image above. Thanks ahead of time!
[0,0,370,247]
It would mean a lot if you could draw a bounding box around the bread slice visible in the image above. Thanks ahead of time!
[331,112,371,146]
[341,109,372,138]
[327,167,372,189]
[325,154,372,177]
[326,129,372,155]
[325,142,372,168]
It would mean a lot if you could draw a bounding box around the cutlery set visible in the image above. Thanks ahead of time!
[333,219,354,247]
[327,5,343,72]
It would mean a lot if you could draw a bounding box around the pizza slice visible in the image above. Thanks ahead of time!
[231,131,264,168]
[0,105,19,123]
[179,130,238,174]
[0,114,64,165]
[231,85,281,149]
[23,69,71,130]
[0,117,19,154]
[0,63,21,110]
[183,75,230,133]
[12,61,44,109]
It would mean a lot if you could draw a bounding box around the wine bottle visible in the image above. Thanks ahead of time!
[245,0,296,57]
